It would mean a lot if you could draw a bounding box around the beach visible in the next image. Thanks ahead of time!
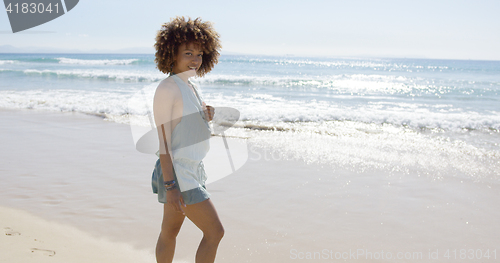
[2,0,500,259]
[1,108,499,262]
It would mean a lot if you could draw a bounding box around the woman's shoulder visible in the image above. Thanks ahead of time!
[155,76,182,100]
[157,76,178,90]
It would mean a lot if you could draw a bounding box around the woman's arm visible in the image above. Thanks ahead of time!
[153,79,185,213]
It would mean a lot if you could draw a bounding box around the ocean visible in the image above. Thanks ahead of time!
[1,53,499,182]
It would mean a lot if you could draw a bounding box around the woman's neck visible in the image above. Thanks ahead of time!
[171,71,194,84]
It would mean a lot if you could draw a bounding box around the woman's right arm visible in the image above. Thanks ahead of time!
[153,80,185,214]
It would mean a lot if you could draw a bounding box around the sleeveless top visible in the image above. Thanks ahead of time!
[151,74,212,204]
[169,74,211,192]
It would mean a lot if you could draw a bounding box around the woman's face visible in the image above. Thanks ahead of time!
[172,42,203,76]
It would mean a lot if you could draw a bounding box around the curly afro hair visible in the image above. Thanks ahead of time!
[154,16,221,77]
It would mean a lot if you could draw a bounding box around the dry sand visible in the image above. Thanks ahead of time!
[1,206,156,263]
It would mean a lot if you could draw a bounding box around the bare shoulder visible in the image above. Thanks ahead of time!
[153,77,183,127]
[154,77,182,103]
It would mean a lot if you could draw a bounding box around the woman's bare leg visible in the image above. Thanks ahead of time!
[183,199,224,263]
[156,204,186,263]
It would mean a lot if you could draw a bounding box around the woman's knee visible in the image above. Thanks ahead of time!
[206,224,224,241]
[216,225,225,240]
[219,226,225,240]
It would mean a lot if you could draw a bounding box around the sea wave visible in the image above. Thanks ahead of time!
[22,69,164,82]
[56,57,140,65]
[1,57,60,64]
[0,89,132,115]
[203,92,500,131]
[1,88,499,132]
[0,57,153,65]
[2,69,440,93]
[0,60,16,65]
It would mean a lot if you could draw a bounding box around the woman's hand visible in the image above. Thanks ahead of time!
[202,102,215,121]
[166,188,186,215]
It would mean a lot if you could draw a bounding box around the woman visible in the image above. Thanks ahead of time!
[151,17,223,263]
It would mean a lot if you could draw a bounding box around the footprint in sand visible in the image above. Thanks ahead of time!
[4,228,56,256]
[4,227,21,236]
[31,248,56,257]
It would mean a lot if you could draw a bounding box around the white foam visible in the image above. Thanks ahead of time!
[0,89,133,118]
[23,69,165,82]
[1,83,499,132]
[203,92,500,131]
[0,60,16,65]
[56,57,139,65]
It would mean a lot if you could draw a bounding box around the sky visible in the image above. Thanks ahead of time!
[1,0,499,60]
